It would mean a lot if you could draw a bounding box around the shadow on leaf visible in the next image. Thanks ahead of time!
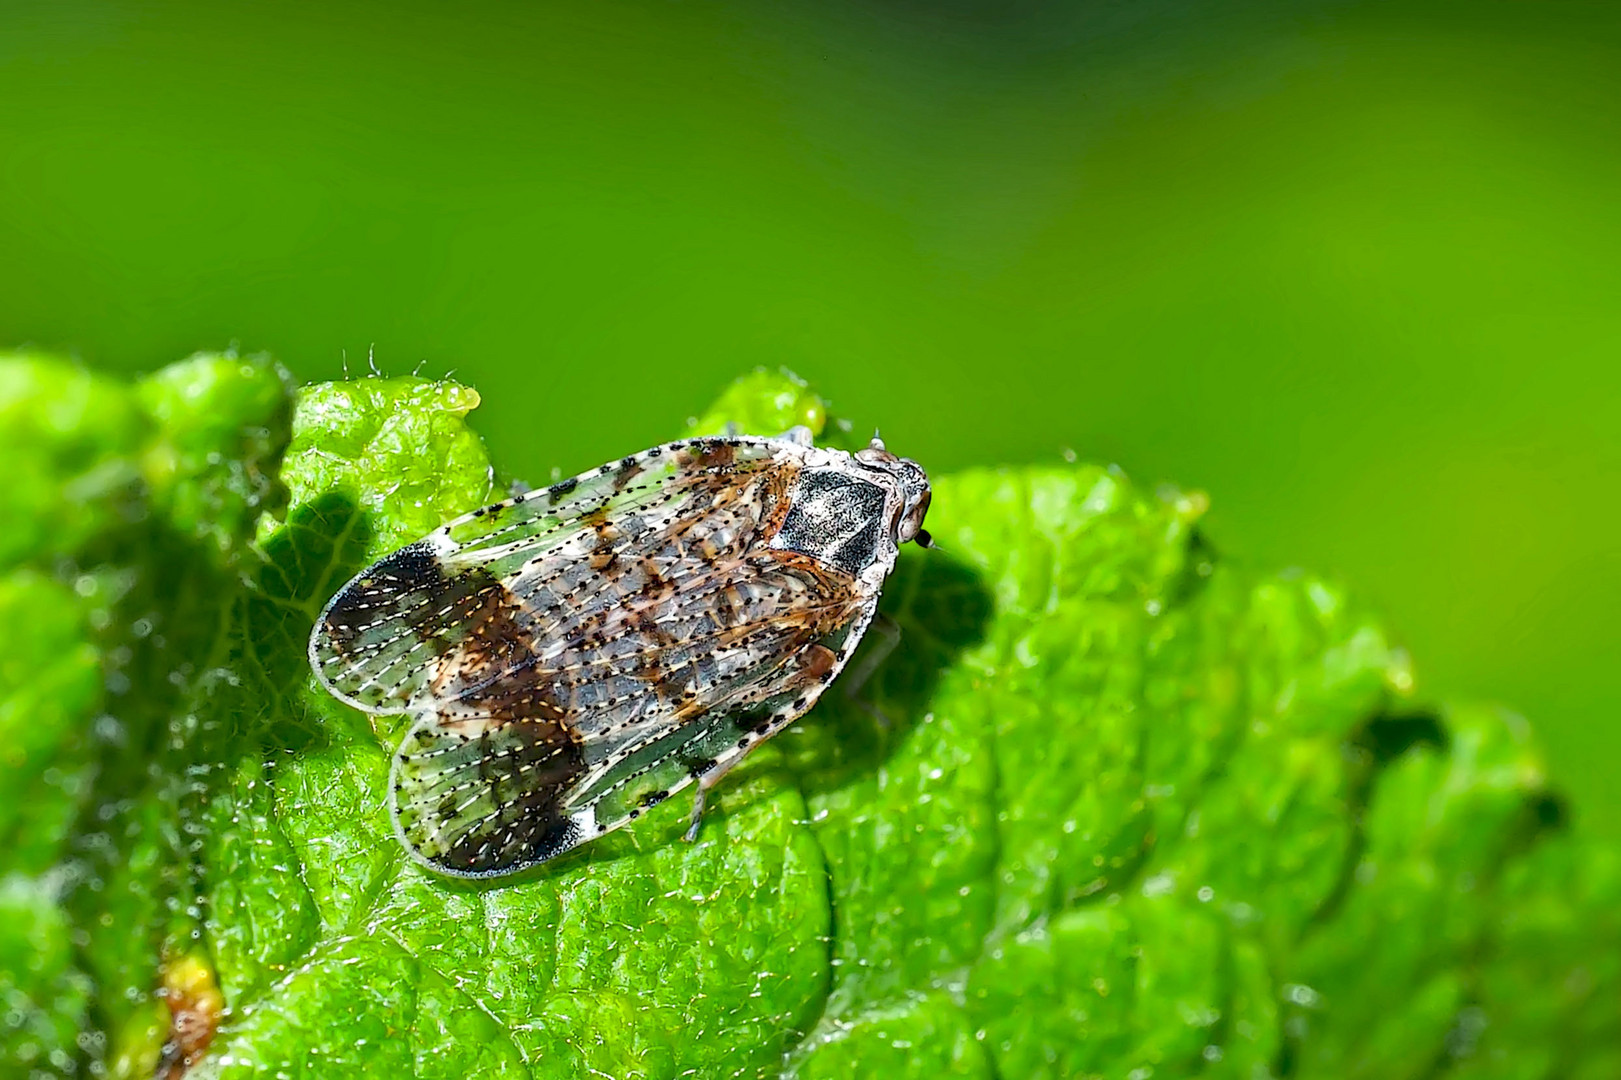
[216,491,374,755]
[450,546,997,889]
[785,546,995,801]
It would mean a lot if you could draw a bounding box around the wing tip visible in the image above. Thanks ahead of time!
[386,719,592,879]
[388,793,590,880]
[306,538,455,715]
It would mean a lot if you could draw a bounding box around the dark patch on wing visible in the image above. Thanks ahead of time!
[318,530,575,716]
[440,657,567,730]
[318,539,444,655]
[398,709,588,877]
[431,570,542,695]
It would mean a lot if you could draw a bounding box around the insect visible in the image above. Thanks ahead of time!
[308,427,932,878]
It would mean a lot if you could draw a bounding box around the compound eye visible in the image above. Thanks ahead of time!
[898,487,932,544]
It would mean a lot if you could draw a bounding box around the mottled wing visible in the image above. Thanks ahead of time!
[308,436,871,877]
[391,591,874,876]
[310,437,783,713]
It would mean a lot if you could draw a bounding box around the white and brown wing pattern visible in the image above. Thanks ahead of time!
[309,432,933,878]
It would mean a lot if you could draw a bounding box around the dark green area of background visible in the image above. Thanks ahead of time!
[2,0,1616,834]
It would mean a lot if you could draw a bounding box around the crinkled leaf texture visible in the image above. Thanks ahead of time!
[1,353,1617,1080]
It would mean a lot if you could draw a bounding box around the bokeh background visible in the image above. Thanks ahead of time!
[2,0,1616,836]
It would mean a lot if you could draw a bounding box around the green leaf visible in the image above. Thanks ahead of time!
[0,349,291,1077]
[0,571,102,877]
[3,357,1617,1079]
[0,352,146,569]
[684,367,829,442]
[0,874,93,1078]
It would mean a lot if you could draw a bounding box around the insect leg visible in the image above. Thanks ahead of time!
[683,643,839,843]
[682,701,775,844]
[682,706,787,843]
[841,613,902,727]
[684,786,710,843]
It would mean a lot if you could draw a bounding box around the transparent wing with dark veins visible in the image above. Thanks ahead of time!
[310,437,783,713]
[390,593,872,876]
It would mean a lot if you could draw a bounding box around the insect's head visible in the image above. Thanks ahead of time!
[855,435,935,549]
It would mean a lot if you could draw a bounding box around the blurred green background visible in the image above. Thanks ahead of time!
[2,0,1616,836]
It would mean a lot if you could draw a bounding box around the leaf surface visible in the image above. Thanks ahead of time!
[2,355,1616,1080]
